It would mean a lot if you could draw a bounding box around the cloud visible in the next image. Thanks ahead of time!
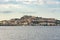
[37,0,47,5]
[0,0,59,5]
[0,4,22,8]
[22,0,58,5]
[0,11,13,13]
[35,0,60,5]
[16,0,36,1]
[22,1,32,4]
[0,13,23,21]
[47,1,60,4]
[0,0,59,21]
[19,0,47,5]
[38,0,60,5]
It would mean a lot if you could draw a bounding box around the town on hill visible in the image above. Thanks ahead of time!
[0,15,60,26]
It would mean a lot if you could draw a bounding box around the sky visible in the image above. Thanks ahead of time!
[0,0,60,20]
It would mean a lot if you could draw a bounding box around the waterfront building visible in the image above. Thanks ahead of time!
[0,20,8,25]
[56,20,60,26]
[31,17,56,26]
[40,18,56,26]
[0,15,60,26]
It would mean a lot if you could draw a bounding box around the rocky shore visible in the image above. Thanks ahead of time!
[0,15,60,26]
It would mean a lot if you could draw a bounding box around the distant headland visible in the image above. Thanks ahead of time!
[0,15,60,26]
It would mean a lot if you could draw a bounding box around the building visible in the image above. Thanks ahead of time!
[31,17,56,26]
[0,20,8,26]
[56,20,60,26]
[0,15,60,26]
[39,18,56,26]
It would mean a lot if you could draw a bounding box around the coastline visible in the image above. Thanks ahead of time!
[0,15,60,26]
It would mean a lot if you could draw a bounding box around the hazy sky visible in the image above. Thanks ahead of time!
[0,0,60,20]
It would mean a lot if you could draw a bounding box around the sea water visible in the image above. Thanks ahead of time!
[0,26,60,40]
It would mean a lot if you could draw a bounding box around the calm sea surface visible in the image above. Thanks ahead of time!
[0,26,60,40]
